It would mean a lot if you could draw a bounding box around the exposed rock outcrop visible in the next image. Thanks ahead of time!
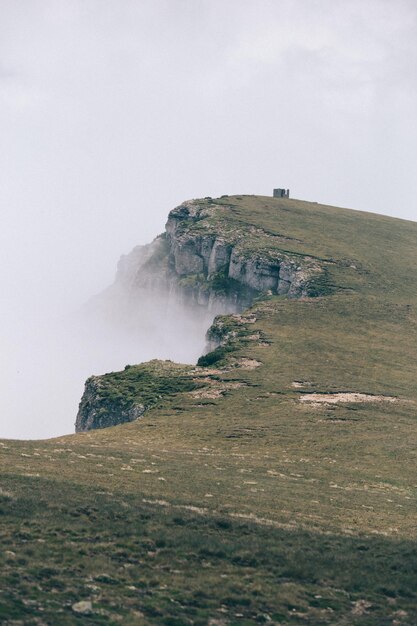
[75,375,145,432]
[77,195,329,432]
[104,197,324,318]
[75,360,199,433]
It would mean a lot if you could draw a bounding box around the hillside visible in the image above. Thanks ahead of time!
[1,195,416,625]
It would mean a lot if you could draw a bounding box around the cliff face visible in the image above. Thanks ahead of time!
[112,198,324,316]
[75,376,145,432]
[165,201,307,300]
[75,360,199,433]
[76,196,328,432]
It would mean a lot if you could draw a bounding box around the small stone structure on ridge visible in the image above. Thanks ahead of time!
[273,188,290,198]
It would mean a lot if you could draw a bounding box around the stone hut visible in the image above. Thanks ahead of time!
[273,188,290,198]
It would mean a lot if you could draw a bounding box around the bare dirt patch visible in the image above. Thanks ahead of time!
[232,358,262,370]
[299,392,397,406]
[189,381,245,400]
[231,314,257,325]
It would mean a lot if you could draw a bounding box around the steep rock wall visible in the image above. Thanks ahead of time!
[110,198,323,317]
[76,376,145,432]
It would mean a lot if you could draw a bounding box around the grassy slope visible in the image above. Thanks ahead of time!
[1,196,416,625]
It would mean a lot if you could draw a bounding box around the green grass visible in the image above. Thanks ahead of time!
[0,475,416,625]
[85,360,200,415]
[207,196,417,301]
[1,195,417,624]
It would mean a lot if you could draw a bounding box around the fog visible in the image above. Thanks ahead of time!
[1,263,217,439]
[1,1,416,439]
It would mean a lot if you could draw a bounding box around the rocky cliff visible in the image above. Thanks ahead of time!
[75,360,199,433]
[108,196,325,314]
[76,195,330,432]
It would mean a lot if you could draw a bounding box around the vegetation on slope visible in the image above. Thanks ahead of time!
[75,361,201,432]
[1,195,416,625]
[1,473,416,625]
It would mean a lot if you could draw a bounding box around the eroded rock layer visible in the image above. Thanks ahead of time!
[114,197,324,314]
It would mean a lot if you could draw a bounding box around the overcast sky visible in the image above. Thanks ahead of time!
[1,0,417,439]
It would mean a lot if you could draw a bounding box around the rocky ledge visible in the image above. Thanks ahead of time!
[75,360,198,432]
[76,195,332,432]
[75,313,265,433]
[112,196,325,315]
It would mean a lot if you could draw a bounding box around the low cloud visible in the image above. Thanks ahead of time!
[1,1,416,438]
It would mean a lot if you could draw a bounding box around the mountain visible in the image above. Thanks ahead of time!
[1,195,416,625]
[76,195,326,432]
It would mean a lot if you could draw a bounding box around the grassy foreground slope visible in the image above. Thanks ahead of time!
[1,196,416,625]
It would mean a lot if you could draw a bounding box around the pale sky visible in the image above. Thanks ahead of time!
[1,0,416,439]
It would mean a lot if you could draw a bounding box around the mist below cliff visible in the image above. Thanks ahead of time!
[0,286,212,440]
